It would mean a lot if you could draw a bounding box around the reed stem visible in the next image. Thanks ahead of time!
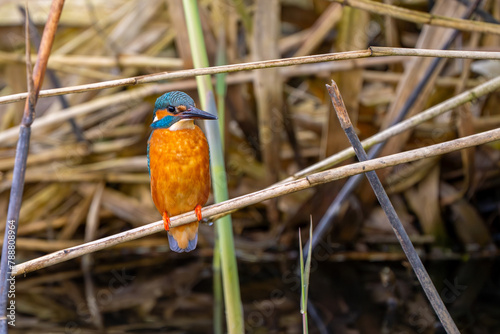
[182,1,244,333]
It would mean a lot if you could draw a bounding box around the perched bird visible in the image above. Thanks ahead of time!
[147,91,217,252]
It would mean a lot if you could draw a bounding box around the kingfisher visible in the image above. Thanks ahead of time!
[147,91,217,252]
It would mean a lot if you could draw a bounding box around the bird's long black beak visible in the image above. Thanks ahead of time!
[181,107,218,120]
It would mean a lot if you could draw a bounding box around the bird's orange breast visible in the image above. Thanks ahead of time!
[148,125,211,217]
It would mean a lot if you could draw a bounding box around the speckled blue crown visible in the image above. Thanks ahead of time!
[154,91,195,112]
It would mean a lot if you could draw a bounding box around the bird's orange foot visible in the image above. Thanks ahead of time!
[162,212,171,231]
[195,205,202,221]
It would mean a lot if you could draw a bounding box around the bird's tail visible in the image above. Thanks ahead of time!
[167,221,199,252]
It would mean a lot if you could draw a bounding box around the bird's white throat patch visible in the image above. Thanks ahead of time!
[169,119,195,131]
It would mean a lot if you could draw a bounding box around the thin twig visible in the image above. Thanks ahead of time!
[0,0,65,331]
[1,47,500,105]
[369,47,500,58]
[334,0,500,35]
[326,80,460,334]
[12,126,500,276]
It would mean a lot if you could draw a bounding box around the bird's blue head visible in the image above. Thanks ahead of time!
[151,91,217,129]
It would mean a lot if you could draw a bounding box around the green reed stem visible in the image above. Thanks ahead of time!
[299,219,313,334]
[215,26,227,146]
[182,2,244,333]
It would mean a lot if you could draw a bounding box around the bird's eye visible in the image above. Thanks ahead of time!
[167,106,176,113]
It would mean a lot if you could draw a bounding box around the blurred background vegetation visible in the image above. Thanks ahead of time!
[0,0,499,333]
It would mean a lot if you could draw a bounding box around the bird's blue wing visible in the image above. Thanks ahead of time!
[147,131,152,176]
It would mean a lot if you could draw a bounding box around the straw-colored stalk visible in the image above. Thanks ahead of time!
[11,125,500,277]
[2,47,500,105]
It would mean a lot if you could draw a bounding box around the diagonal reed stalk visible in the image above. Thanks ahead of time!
[5,54,500,277]
[182,1,244,333]
[0,1,65,332]
[10,125,500,277]
[327,80,459,334]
